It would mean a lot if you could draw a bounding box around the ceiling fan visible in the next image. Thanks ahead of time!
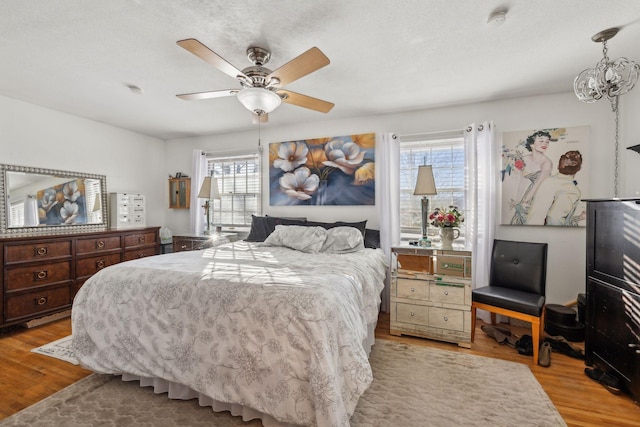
[176,38,334,122]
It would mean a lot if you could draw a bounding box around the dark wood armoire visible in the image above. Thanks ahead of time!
[585,199,640,402]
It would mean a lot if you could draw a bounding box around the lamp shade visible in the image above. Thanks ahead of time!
[413,165,437,196]
[236,87,282,115]
[198,176,221,199]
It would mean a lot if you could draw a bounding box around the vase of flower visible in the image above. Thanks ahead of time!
[429,206,464,250]
[439,227,460,250]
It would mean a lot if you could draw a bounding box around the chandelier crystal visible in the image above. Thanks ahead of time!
[574,27,640,110]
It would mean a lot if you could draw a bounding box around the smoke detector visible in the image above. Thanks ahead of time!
[487,10,507,27]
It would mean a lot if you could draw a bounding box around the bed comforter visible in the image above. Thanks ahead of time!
[72,241,387,427]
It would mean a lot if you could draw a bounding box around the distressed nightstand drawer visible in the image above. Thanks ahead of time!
[429,307,464,331]
[396,303,429,325]
[396,278,429,299]
[429,282,466,305]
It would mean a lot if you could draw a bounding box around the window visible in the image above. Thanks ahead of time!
[206,152,261,228]
[10,200,24,227]
[399,132,466,241]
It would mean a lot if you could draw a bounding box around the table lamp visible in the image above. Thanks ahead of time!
[413,165,437,247]
[197,176,221,235]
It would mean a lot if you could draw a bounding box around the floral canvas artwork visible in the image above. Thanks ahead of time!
[269,133,375,206]
[501,126,589,227]
[36,178,87,225]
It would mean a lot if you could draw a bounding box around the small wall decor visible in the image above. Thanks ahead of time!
[500,126,589,227]
[269,133,375,206]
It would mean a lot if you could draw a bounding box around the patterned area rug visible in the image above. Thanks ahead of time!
[9,339,566,426]
[30,335,78,365]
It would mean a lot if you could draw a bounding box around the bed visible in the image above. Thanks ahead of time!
[71,222,387,427]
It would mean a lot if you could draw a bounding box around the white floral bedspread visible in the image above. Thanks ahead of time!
[71,241,387,427]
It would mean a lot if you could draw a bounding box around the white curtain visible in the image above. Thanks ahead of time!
[465,121,497,322]
[24,195,38,226]
[190,149,207,234]
[377,132,401,313]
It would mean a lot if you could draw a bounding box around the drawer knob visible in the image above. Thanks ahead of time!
[35,247,48,256]
[410,287,416,292]
[35,270,48,280]
[96,240,105,248]
[35,296,48,306]
[443,316,448,321]
[138,236,145,243]
[181,245,188,250]
[410,312,415,317]
[444,291,449,296]
[138,253,145,258]
[96,260,105,269]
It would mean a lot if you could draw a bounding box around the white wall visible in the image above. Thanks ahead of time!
[0,95,166,227]
[3,86,638,307]
[166,89,640,306]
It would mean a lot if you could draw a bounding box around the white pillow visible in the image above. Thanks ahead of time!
[321,226,365,253]
[263,225,327,253]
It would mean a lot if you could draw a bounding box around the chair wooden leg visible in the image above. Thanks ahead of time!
[531,317,540,364]
[471,305,477,342]
[490,312,497,325]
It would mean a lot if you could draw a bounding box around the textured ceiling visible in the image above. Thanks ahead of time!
[1,0,640,140]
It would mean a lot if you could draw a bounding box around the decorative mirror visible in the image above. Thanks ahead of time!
[0,164,108,236]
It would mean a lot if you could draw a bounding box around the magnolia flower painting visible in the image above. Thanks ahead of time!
[36,178,87,225]
[269,133,376,205]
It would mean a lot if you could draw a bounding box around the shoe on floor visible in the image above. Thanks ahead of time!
[584,367,622,395]
[481,325,518,348]
[516,334,533,356]
[538,342,551,367]
[544,334,585,359]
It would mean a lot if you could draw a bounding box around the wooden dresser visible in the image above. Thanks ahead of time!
[390,246,472,348]
[0,227,160,328]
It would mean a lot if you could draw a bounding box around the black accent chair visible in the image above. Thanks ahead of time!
[471,239,548,363]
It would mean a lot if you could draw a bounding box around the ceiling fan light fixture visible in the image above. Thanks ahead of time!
[237,87,282,115]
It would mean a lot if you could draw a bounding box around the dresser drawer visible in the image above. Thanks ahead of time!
[125,232,157,248]
[5,241,72,263]
[76,253,121,277]
[173,238,194,252]
[76,236,121,255]
[396,278,429,300]
[5,261,72,291]
[124,247,157,261]
[5,286,71,321]
[429,282,466,305]
[396,303,429,326]
[428,307,464,331]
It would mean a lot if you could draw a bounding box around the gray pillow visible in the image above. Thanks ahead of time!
[321,226,365,253]
[263,225,327,253]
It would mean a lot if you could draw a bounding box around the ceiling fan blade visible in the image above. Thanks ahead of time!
[176,89,238,101]
[277,89,334,113]
[252,113,268,124]
[267,47,329,87]
[177,38,249,82]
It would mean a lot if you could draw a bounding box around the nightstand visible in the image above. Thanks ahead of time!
[172,232,237,252]
[390,245,472,348]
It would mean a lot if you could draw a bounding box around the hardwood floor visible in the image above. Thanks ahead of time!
[1,313,638,426]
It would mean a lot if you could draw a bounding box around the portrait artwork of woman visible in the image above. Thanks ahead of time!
[507,130,553,224]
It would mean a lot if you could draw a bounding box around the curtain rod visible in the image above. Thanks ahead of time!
[397,128,465,142]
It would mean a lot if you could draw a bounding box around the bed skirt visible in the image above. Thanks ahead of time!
[120,320,378,427]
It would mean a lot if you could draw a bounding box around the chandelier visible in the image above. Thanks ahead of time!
[573,27,640,197]
[574,27,639,112]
